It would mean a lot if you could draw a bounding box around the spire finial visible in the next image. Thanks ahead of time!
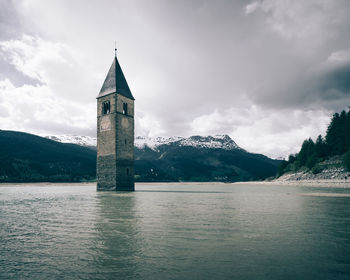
[114,41,117,57]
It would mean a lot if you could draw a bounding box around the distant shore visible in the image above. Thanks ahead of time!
[0,181,229,187]
[279,180,350,187]
[0,182,96,187]
[142,180,350,188]
[1,180,350,188]
[269,167,350,187]
[251,179,350,188]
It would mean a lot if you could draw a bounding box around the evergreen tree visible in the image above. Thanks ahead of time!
[288,154,297,163]
[295,138,315,168]
[277,160,288,176]
[326,110,350,155]
[314,135,328,159]
[326,112,340,154]
[278,108,350,177]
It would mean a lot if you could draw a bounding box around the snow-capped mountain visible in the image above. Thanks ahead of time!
[1,130,280,182]
[135,135,241,150]
[44,135,97,147]
[44,134,241,151]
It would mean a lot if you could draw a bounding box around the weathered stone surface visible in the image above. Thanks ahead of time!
[97,155,117,191]
[96,56,135,191]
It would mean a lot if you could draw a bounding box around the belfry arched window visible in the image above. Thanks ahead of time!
[102,101,110,115]
[123,103,128,115]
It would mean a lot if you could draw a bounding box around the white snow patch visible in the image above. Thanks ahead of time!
[135,135,241,150]
[45,134,241,151]
[44,135,97,147]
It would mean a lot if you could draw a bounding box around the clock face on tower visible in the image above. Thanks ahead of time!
[100,115,111,131]
[121,117,130,129]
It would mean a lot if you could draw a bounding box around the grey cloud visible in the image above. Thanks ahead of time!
[28,119,95,137]
[0,1,42,87]
[274,60,350,111]
[318,63,350,95]
[0,0,22,40]
[0,105,9,117]
[1,0,350,157]
[0,55,41,87]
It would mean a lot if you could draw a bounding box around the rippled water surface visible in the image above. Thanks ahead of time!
[1,183,350,279]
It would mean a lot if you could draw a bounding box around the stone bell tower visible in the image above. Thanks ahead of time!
[96,52,135,191]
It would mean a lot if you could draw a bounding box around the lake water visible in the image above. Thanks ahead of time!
[1,183,350,279]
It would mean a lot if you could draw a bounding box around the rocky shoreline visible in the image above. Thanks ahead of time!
[270,178,350,187]
[276,167,349,180]
[271,155,350,187]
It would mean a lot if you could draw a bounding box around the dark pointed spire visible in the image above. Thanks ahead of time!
[97,54,135,100]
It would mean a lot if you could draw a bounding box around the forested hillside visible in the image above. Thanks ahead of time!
[134,144,280,182]
[0,130,96,182]
[0,130,280,183]
[278,109,350,176]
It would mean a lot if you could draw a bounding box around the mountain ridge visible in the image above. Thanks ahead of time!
[1,130,281,183]
[44,135,97,147]
[44,134,242,151]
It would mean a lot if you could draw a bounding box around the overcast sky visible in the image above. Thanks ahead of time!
[1,0,350,158]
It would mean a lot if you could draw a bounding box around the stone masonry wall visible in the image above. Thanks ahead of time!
[97,93,117,190]
[97,93,134,191]
[115,94,134,191]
